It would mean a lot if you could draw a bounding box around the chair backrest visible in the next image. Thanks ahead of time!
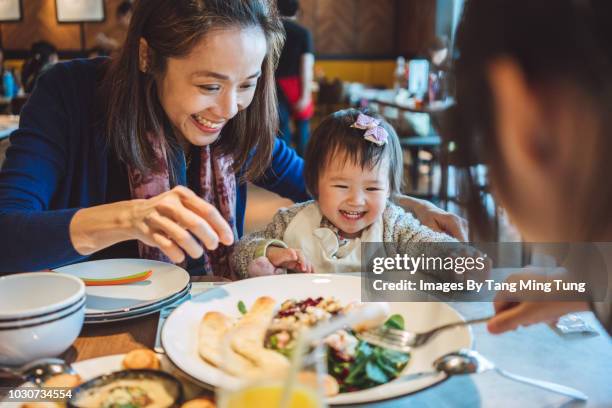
[0,139,10,169]
[317,78,344,104]
[11,95,29,115]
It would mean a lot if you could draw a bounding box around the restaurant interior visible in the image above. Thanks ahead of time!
[1,0,471,232]
[0,1,610,407]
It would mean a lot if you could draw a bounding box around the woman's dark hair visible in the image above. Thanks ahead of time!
[454,0,612,239]
[103,0,285,182]
[277,0,299,17]
[303,108,403,199]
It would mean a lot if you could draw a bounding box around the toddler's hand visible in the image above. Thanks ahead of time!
[247,256,284,277]
[267,247,314,273]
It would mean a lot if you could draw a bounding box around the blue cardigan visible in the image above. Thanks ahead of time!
[0,59,309,273]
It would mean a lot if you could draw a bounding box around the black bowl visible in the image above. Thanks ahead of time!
[67,369,184,408]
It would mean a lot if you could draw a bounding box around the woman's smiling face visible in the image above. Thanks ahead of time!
[156,26,267,148]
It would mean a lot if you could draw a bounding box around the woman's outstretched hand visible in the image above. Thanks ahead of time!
[396,194,469,241]
[70,186,234,263]
[487,272,590,334]
[488,300,590,334]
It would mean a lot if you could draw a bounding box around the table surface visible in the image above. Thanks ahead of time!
[2,276,611,408]
[346,86,454,114]
[0,115,18,140]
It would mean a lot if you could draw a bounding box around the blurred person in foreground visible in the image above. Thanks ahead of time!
[454,0,611,335]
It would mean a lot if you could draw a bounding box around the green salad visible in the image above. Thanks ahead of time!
[262,297,410,393]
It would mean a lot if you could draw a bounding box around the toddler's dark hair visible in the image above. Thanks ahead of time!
[304,108,403,199]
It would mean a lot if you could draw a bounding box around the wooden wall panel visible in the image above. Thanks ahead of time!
[83,0,125,49]
[299,0,396,56]
[354,0,395,55]
[2,0,81,51]
[395,0,437,57]
[1,0,437,57]
[298,0,316,32]
[0,0,125,51]
[297,0,433,57]
[314,0,355,55]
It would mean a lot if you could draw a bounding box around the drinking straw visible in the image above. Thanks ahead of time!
[280,303,390,408]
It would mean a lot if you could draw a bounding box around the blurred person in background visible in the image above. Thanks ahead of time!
[20,41,58,93]
[428,36,451,71]
[275,0,314,157]
[0,46,7,97]
[454,0,611,335]
[95,0,133,56]
[88,46,110,59]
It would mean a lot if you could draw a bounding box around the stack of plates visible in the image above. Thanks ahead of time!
[56,259,190,324]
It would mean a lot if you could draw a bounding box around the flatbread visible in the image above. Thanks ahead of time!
[229,297,289,376]
[198,297,290,379]
[198,311,258,378]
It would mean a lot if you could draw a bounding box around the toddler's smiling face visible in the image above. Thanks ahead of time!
[317,155,390,239]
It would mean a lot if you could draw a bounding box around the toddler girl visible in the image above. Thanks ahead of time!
[231,108,455,277]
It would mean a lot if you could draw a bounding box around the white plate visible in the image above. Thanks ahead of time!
[162,274,472,405]
[56,259,189,315]
[84,286,191,324]
[85,283,191,319]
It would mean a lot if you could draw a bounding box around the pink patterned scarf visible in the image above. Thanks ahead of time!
[127,135,237,279]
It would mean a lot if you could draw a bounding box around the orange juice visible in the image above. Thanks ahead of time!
[220,382,324,408]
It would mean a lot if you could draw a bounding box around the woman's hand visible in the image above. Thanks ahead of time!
[487,272,590,334]
[70,186,234,263]
[488,300,590,334]
[396,194,468,241]
[267,246,314,273]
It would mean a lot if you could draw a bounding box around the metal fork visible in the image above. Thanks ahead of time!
[358,316,492,352]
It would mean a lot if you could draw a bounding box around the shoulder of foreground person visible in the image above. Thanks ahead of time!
[383,201,457,243]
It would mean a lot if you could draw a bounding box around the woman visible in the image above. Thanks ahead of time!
[0,0,464,277]
[454,0,611,334]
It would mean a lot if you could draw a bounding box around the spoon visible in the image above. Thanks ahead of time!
[431,349,588,401]
[0,358,77,386]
